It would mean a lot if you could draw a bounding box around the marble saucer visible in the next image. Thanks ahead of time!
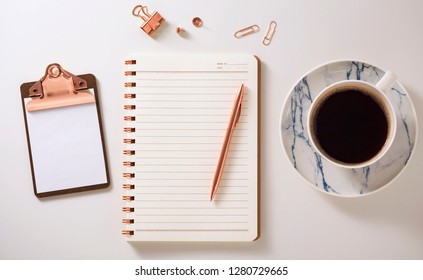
[280,60,418,197]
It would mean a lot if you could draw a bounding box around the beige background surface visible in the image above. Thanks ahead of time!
[1,0,422,259]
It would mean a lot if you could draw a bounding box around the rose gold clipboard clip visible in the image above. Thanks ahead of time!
[26,63,94,112]
[132,5,164,35]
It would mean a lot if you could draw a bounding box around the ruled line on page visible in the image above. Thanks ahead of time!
[135,229,249,232]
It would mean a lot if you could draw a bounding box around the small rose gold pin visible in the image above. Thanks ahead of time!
[176,26,184,34]
[192,17,203,27]
[132,5,164,35]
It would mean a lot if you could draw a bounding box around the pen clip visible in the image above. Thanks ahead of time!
[234,84,244,127]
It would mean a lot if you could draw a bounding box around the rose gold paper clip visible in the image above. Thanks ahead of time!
[132,5,164,35]
[234,25,260,38]
[263,21,277,46]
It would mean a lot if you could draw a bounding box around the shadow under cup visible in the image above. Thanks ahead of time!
[308,81,396,168]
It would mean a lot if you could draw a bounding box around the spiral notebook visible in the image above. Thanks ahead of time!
[122,54,260,241]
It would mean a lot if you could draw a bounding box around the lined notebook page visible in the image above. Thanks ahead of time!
[123,54,259,241]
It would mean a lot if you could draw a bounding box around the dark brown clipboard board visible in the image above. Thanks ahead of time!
[20,73,110,198]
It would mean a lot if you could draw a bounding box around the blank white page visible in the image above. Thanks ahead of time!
[123,54,259,241]
[24,89,108,195]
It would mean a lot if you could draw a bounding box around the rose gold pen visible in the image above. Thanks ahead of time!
[210,84,245,201]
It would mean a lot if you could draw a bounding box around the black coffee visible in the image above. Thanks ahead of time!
[313,89,389,164]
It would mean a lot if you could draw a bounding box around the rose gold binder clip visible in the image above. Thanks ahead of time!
[263,21,277,46]
[234,25,260,38]
[26,63,94,112]
[132,5,164,35]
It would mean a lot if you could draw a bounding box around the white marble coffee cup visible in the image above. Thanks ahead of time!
[307,71,397,169]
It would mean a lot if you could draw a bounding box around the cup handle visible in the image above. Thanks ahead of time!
[375,71,396,93]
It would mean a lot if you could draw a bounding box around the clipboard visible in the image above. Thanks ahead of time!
[20,63,110,197]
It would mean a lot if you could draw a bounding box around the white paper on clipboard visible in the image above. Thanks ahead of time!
[21,68,109,197]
